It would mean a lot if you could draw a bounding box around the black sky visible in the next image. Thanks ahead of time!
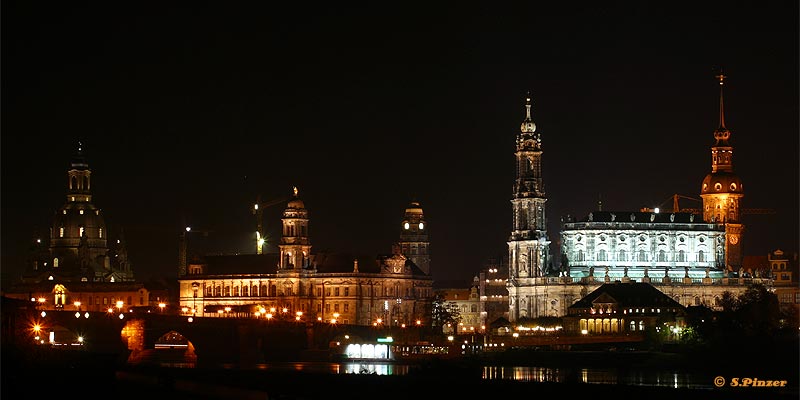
[2,2,798,287]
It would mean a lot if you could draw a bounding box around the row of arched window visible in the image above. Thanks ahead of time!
[573,249,709,263]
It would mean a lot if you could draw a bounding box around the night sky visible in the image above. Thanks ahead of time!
[2,3,798,287]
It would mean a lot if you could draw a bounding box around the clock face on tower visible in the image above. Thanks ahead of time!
[729,235,739,245]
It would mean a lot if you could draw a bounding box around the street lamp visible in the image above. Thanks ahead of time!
[159,302,166,313]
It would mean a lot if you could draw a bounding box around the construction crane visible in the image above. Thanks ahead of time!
[252,193,291,254]
[178,217,213,277]
[644,194,776,216]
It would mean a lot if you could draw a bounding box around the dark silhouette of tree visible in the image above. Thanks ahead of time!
[431,292,461,333]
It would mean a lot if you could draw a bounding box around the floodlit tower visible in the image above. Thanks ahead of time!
[700,72,744,270]
[508,92,551,279]
[279,187,311,269]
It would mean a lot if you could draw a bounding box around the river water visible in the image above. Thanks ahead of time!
[208,361,717,389]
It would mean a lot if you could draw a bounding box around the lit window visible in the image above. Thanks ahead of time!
[79,227,84,237]
[79,210,84,215]
[99,228,103,238]
[404,222,409,230]
[54,258,59,268]
[59,227,65,238]
[418,222,424,230]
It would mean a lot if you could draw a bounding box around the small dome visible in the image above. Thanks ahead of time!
[287,198,305,209]
[701,171,743,194]
[405,201,423,214]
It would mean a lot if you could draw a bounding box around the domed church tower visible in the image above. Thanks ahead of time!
[700,72,744,270]
[279,187,312,269]
[47,142,112,280]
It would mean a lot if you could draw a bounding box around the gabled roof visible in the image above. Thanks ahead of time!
[569,282,684,310]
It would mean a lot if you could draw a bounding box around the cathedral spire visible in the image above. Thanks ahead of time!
[713,70,731,146]
[520,91,536,134]
[716,71,727,130]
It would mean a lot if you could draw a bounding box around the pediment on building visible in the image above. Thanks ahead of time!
[592,292,618,307]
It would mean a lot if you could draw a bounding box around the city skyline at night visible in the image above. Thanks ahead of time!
[2,3,797,286]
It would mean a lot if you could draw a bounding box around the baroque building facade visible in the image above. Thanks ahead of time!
[177,191,434,327]
[506,77,772,322]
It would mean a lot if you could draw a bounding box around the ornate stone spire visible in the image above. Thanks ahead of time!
[520,91,537,134]
[713,70,731,146]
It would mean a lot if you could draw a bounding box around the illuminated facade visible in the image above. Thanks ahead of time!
[561,211,727,280]
[177,191,434,326]
[506,77,772,321]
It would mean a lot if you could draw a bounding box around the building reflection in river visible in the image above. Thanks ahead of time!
[482,366,709,389]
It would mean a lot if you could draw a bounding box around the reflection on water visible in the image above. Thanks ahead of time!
[220,361,412,376]
[482,366,711,389]
[202,362,713,389]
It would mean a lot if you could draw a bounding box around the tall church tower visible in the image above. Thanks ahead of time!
[508,93,550,279]
[700,72,744,270]
[279,187,312,269]
[398,200,430,275]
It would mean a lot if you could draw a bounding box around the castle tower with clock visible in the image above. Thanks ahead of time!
[700,72,744,271]
[398,200,430,275]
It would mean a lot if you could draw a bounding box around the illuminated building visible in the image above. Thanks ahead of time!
[562,282,686,335]
[507,77,774,321]
[700,72,745,270]
[4,143,152,311]
[177,191,434,326]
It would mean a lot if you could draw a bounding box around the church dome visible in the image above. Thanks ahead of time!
[285,186,305,209]
[287,197,305,209]
[701,171,743,195]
